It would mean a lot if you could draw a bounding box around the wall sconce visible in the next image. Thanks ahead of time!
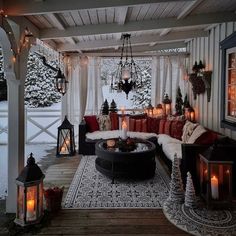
[162,93,172,116]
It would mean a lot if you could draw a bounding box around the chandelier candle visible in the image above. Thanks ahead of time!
[121,120,128,140]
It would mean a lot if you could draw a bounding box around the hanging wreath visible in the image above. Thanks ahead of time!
[189,73,205,100]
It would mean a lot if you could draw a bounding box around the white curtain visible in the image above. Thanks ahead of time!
[151,55,186,113]
[84,57,103,115]
[66,56,88,125]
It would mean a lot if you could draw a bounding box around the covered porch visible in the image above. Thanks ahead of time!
[1,0,236,235]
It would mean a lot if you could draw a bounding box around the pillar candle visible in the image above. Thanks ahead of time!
[211,175,219,200]
[27,199,35,218]
[121,120,128,140]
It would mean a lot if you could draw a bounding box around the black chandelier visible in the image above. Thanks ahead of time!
[111,34,142,99]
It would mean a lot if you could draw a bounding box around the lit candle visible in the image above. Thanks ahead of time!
[61,146,66,153]
[65,139,70,145]
[27,199,35,218]
[121,120,128,140]
[166,104,171,115]
[211,175,219,200]
[190,111,195,121]
[121,106,125,115]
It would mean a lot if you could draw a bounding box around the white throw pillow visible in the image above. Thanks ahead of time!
[97,115,111,131]
[187,125,206,144]
[181,120,198,143]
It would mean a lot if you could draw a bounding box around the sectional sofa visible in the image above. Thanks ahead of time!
[78,113,236,194]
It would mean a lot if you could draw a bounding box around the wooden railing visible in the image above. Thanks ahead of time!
[0,108,63,144]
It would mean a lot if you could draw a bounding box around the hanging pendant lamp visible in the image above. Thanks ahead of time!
[111,34,142,99]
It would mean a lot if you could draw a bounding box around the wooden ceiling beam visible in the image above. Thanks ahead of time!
[58,30,207,51]
[177,0,205,19]
[39,11,236,39]
[4,0,193,15]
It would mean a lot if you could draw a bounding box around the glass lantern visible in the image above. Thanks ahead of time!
[187,107,195,122]
[15,153,45,226]
[146,103,154,117]
[54,68,68,96]
[162,93,172,116]
[199,143,233,208]
[155,104,163,117]
[56,116,76,157]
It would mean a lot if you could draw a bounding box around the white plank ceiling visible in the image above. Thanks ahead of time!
[3,0,236,54]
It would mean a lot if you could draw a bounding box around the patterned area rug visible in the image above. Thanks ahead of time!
[163,202,236,236]
[63,155,170,209]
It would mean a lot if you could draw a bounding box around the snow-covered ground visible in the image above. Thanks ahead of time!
[0,143,56,199]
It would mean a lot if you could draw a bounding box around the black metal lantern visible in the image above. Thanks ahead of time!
[146,103,154,117]
[199,142,233,208]
[54,68,68,96]
[15,153,45,226]
[111,34,142,99]
[57,116,75,157]
[162,93,172,116]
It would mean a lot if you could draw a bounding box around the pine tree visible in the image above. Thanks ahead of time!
[167,155,184,203]
[131,68,151,108]
[0,47,7,101]
[24,52,61,107]
[101,99,109,115]
[175,86,183,115]
[109,99,118,113]
[184,172,197,208]
[183,94,190,114]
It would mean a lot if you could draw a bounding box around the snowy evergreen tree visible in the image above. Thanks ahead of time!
[24,52,61,107]
[167,155,184,203]
[101,99,109,115]
[131,67,151,108]
[109,99,118,112]
[184,172,197,208]
[183,94,190,114]
[175,86,183,115]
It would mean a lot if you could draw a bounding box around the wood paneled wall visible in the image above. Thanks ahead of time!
[186,22,236,140]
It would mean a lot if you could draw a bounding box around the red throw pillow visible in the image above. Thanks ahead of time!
[141,119,147,132]
[135,119,142,132]
[147,117,161,134]
[159,119,166,134]
[84,115,99,132]
[164,120,172,135]
[110,112,119,130]
[129,118,136,131]
[194,130,219,144]
[170,120,185,140]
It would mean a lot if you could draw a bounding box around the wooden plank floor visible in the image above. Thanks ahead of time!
[30,151,190,235]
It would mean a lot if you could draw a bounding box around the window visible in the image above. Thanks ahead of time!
[220,32,236,130]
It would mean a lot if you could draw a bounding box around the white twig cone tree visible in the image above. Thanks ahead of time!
[184,172,197,208]
[167,154,184,203]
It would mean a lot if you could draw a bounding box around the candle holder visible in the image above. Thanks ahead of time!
[199,142,233,208]
[15,153,45,226]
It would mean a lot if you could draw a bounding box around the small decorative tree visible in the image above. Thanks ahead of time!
[183,94,190,114]
[109,99,118,113]
[175,86,183,115]
[101,99,109,115]
[167,154,184,203]
[184,172,197,208]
